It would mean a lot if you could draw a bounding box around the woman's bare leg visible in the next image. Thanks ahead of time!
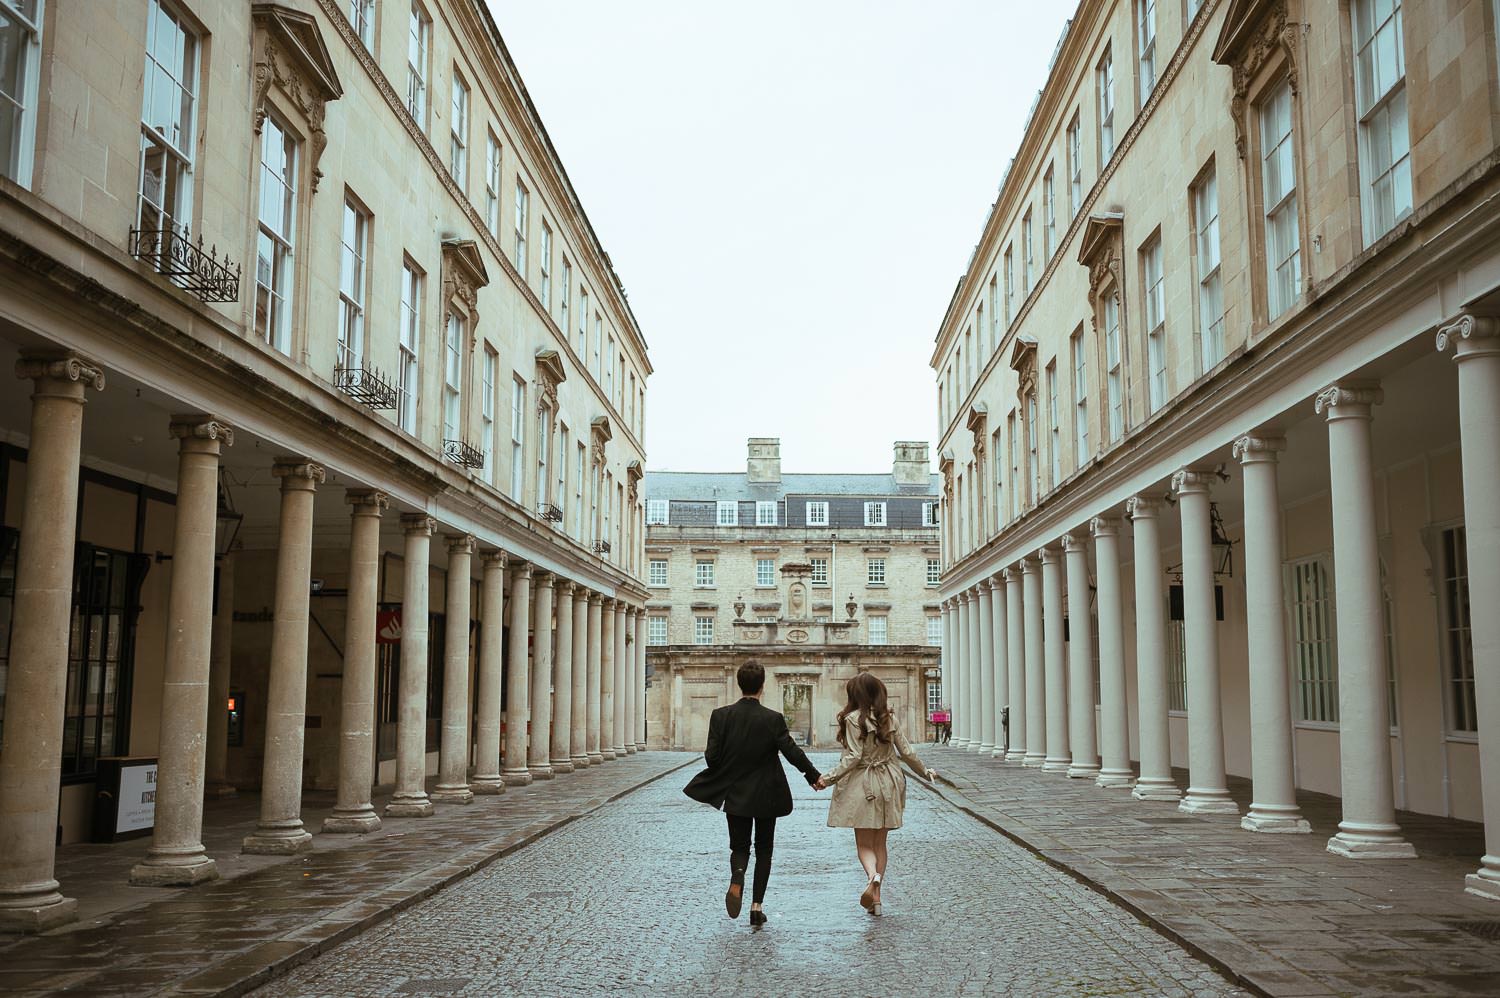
[873,829,890,878]
[853,828,878,880]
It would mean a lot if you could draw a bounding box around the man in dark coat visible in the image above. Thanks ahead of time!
[684,660,822,924]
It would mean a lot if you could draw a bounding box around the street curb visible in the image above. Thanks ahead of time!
[915,759,1271,998]
[176,755,701,998]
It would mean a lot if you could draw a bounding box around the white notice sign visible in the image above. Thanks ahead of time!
[116,761,158,833]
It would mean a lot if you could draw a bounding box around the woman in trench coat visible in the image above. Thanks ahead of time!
[814,672,938,916]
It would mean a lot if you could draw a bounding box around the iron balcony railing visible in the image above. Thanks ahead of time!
[538,503,564,522]
[333,364,399,410]
[128,222,241,303]
[443,438,484,469]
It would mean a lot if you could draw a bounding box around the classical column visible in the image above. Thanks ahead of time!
[1128,496,1180,800]
[634,609,648,751]
[204,550,237,799]
[1438,315,1500,896]
[600,600,617,760]
[243,458,325,851]
[1022,556,1046,767]
[952,592,970,748]
[613,601,629,756]
[1234,437,1309,832]
[586,593,605,763]
[570,591,591,767]
[976,583,997,753]
[527,572,555,780]
[471,551,507,794]
[988,577,1008,758]
[1172,470,1238,815]
[433,535,476,803]
[967,586,985,753]
[1318,384,1414,857]
[322,489,388,831]
[1092,516,1133,788]
[940,599,953,739]
[502,562,533,786]
[1004,569,1026,762]
[130,418,232,885]
[1041,545,1070,772]
[622,606,637,754]
[383,513,436,817]
[1063,531,1100,779]
[0,353,103,932]
[551,581,576,774]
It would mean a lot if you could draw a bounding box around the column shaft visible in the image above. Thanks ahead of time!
[244,459,324,849]
[1004,570,1026,762]
[977,584,997,753]
[1235,438,1309,831]
[634,610,648,751]
[502,563,533,785]
[952,595,969,748]
[613,603,629,756]
[989,577,1008,758]
[551,583,576,773]
[967,588,985,752]
[433,535,476,802]
[1092,517,1134,787]
[600,601,617,760]
[383,514,436,817]
[1129,497,1179,800]
[940,601,953,740]
[586,595,604,763]
[570,591,590,767]
[471,552,507,794]
[1022,557,1046,767]
[204,551,237,799]
[528,573,555,779]
[1319,385,1413,857]
[1064,533,1100,778]
[1041,546,1070,771]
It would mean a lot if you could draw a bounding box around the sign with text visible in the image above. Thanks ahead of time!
[115,760,158,833]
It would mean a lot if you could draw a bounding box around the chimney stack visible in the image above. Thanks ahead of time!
[892,441,931,485]
[747,437,781,483]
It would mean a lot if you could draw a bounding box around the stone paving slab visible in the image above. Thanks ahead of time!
[0,753,694,997]
[921,745,1500,997]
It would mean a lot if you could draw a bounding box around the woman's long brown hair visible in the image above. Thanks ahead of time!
[836,672,894,748]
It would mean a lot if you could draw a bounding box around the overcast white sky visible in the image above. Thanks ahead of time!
[492,2,1076,474]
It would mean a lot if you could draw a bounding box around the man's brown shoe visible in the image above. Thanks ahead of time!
[725,882,743,919]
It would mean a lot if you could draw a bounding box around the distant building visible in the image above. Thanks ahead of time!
[644,439,941,750]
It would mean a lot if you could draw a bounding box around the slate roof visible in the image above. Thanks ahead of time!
[644,471,940,501]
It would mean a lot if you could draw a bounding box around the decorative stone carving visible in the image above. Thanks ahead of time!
[1212,0,1300,159]
[534,348,566,413]
[169,416,235,446]
[272,457,326,486]
[1171,468,1216,495]
[1437,313,1500,353]
[590,416,613,469]
[441,239,489,332]
[1231,434,1286,464]
[251,4,344,192]
[1125,495,1158,519]
[16,352,107,390]
[1314,382,1384,416]
[1078,213,1126,325]
[786,629,808,644]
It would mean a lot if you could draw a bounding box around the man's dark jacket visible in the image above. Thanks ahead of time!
[683,697,821,818]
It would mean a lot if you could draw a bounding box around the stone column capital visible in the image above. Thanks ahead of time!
[1090,514,1120,537]
[511,560,533,581]
[1040,544,1062,565]
[273,457,326,491]
[346,489,390,516]
[16,350,106,392]
[1315,381,1383,420]
[982,576,1001,591]
[169,415,235,452]
[1171,468,1217,496]
[533,571,554,590]
[1437,313,1500,360]
[1061,531,1089,553]
[955,591,969,605]
[400,513,435,536]
[1020,555,1041,575]
[1232,435,1286,465]
[445,533,477,555]
[1000,566,1019,583]
[1125,494,1160,519]
[480,549,507,568]
[588,591,603,605]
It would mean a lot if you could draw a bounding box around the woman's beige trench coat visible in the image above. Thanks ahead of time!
[823,713,933,829]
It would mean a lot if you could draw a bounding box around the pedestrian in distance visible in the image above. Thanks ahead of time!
[815,672,938,916]
[683,660,823,927]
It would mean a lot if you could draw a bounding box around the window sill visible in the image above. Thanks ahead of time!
[1446,732,1480,745]
[754,585,778,590]
[866,583,888,589]
[1292,721,1340,733]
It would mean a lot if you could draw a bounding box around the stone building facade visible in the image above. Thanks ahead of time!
[0,0,651,932]
[932,0,1500,899]
[643,439,942,750]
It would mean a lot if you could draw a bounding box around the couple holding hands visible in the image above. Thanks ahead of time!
[684,662,938,925]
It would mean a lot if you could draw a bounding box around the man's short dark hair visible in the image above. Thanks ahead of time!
[737,660,765,695]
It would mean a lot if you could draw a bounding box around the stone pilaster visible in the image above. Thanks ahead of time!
[502,562,533,786]
[433,534,477,803]
[1063,531,1099,780]
[1091,516,1133,788]
[244,458,325,851]
[1317,384,1414,857]
[1127,495,1180,801]
[384,513,436,818]
[323,489,387,832]
[471,551,507,794]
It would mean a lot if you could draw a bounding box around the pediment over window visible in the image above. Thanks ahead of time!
[591,415,613,467]
[965,402,988,434]
[1077,212,1125,314]
[442,239,490,312]
[1211,0,1299,158]
[534,348,567,410]
[251,4,343,191]
[626,459,644,484]
[1008,336,1037,374]
[937,448,954,474]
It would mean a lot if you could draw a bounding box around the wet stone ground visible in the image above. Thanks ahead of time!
[260,752,1245,997]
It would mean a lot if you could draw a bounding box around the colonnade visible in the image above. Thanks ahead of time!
[0,350,651,932]
[940,325,1500,898]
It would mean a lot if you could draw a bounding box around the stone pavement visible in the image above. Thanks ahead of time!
[0,753,691,997]
[921,745,1500,997]
[259,752,1246,998]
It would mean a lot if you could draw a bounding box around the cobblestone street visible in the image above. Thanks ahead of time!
[261,753,1244,997]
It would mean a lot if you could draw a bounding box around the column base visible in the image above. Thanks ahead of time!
[1003,749,1026,763]
[1066,763,1101,779]
[1041,756,1070,773]
[570,754,591,769]
[470,776,506,795]
[588,752,605,764]
[502,768,533,787]
[612,745,628,758]
[0,890,77,934]
[528,765,555,781]
[625,745,638,755]
[990,748,1007,760]
[976,742,996,754]
[129,849,219,887]
[1241,809,1311,834]
[551,759,576,774]
[600,749,617,761]
[1022,753,1046,768]
[1096,769,1135,788]
[431,785,474,804]
[1179,789,1240,815]
[383,793,435,818]
[1465,857,1500,900]
[322,807,382,834]
[1327,823,1416,859]
[951,738,970,750]
[242,822,314,854]
[204,782,238,800]
[1132,779,1182,801]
